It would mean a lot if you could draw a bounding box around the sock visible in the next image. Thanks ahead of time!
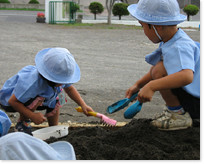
[167,105,185,114]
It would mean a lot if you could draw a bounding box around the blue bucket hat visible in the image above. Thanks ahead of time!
[0,110,11,137]
[128,0,187,25]
[35,47,80,84]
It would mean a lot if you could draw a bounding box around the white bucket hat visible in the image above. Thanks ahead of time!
[0,110,11,137]
[0,132,76,160]
[35,47,80,84]
[128,0,187,25]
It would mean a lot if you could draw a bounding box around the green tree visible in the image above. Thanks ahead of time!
[71,3,80,13]
[89,2,104,20]
[28,0,39,4]
[112,2,129,20]
[71,3,80,19]
[0,0,10,3]
[183,4,199,21]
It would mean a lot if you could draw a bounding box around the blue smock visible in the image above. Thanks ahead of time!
[0,65,71,108]
[0,110,11,137]
[145,28,200,98]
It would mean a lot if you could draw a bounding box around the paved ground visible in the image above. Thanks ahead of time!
[0,10,200,124]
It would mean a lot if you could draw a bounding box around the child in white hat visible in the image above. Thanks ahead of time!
[0,47,94,134]
[126,0,200,130]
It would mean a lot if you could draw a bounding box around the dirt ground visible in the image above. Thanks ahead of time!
[9,118,200,160]
[43,119,200,160]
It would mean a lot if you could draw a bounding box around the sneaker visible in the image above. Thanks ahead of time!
[151,110,192,130]
[153,109,171,120]
[15,120,32,135]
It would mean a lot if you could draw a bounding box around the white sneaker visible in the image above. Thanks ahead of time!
[151,110,192,130]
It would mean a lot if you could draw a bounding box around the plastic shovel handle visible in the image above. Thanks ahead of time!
[75,106,117,126]
[124,101,143,119]
[128,92,139,102]
[107,92,139,114]
[75,106,97,117]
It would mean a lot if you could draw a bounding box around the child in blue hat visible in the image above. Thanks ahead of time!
[0,47,94,135]
[126,0,200,130]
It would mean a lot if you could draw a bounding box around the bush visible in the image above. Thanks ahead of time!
[0,0,10,3]
[89,2,104,20]
[112,3,129,20]
[28,0,39,4]
[183,4,199,21]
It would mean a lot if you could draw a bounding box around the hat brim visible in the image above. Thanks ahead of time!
[35,48,80,84]
[49,141,76,160]
[128,4,187,25]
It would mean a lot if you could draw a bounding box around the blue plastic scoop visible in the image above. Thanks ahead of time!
[107,92,138,114]
[124,100,143,119]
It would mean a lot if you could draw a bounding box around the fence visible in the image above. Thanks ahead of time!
[47,1,76,24]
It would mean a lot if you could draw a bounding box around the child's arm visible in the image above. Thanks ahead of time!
[126,67,153,98]
[138,69,193,103]
[64,85,94,115]
[8,94,47,124]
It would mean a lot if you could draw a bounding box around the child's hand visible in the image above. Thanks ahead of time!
[126,84,140,100]
[81,105,94,116]
[137,84,154,103]
[31,112,47,125]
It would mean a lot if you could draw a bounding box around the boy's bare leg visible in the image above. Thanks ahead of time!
[150,61,192,130]
[159,90,180,107]
[47,109,59,126]
[150,61,180,107]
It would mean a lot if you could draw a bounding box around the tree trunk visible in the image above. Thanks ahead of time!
[94,13,97,20]
[106,0,116,25]
[119,15,121,20]
[187,14,190,21]
[107,11,112,24]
